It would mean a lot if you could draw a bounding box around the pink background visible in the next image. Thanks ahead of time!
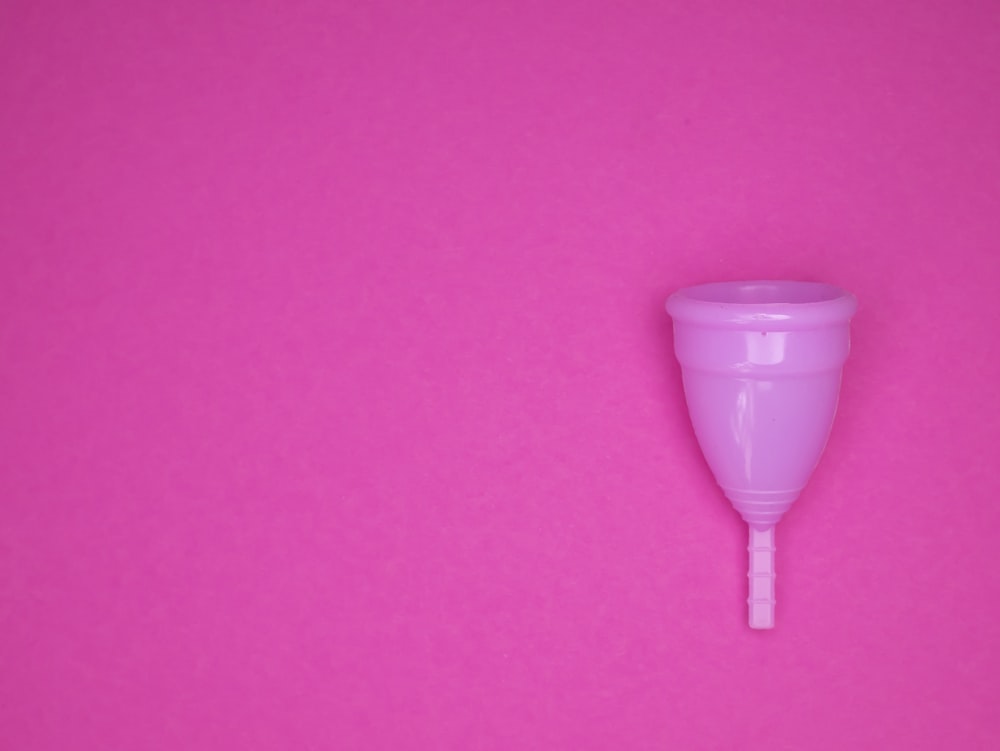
[2,1,999,748]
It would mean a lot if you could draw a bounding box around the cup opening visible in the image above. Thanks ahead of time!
[682,281,844,305]
[666,280,857,328]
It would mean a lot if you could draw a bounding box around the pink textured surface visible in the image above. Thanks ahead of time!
[2,1,999,748]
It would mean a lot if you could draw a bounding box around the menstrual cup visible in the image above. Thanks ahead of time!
[666,281,857,629]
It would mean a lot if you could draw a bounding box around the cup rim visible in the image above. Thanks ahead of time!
[666,280,857,329]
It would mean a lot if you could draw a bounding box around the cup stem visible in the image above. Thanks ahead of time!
[748,526,776,629]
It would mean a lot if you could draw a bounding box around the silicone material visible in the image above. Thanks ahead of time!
[666,280,857,629]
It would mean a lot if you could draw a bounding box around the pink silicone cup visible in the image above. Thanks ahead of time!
[666,281,857,629]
